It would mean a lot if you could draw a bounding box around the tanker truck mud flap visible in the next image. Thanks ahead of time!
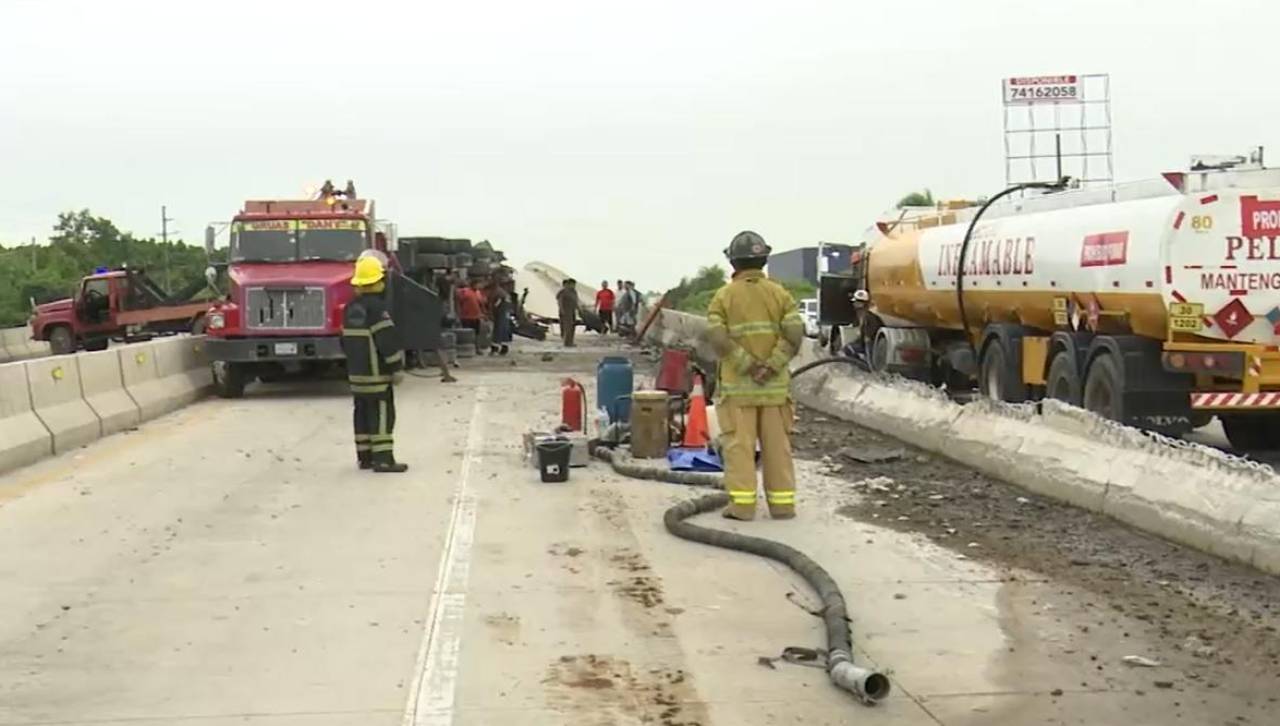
[1083,336,1194,435]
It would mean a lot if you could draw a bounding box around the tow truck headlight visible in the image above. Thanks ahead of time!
[208,312,226,330]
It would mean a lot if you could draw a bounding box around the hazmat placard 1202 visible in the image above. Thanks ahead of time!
[1003,75,1081,105]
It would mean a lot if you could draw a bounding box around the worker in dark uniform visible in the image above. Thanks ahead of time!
[342,255,408,473]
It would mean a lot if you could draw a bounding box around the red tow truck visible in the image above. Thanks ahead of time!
[202,191,440,397]
[30,267,212,355]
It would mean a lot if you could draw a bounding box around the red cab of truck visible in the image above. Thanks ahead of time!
[203,195,388,397]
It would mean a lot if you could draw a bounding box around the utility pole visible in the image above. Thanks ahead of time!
[31,236,37,272]
[160,205,175,292]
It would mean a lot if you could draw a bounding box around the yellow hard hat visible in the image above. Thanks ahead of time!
[351,255,385,286]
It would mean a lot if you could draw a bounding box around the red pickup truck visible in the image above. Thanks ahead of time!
[29,268,211,355]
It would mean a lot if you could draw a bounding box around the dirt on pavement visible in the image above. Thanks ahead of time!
[793,401,1280,717]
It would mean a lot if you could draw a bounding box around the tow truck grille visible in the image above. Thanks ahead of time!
[245,287,326,330]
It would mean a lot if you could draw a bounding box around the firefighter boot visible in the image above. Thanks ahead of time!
[373,460,409,474]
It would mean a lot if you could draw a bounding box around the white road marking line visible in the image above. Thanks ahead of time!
[402,390,485,726]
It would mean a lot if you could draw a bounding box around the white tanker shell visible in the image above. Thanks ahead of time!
[903,189,1280,346]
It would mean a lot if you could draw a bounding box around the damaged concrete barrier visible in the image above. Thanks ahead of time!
[25,356,100,454]
[0,362,53,475]
[792,362,1280,576]
[77,348,141,437]
[642,309,718,367]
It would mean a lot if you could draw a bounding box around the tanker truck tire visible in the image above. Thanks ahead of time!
[1082,354,1124,423]
[1046,350,1082,406]
[212,361,247,399]
[978,340,1025,403]
[1220,413,1280,452]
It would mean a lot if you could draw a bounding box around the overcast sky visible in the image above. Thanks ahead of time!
[1,0,1275,289]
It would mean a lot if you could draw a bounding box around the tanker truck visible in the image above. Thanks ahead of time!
[821,166,1280,450]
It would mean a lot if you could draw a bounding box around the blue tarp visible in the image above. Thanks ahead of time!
[666,447,723,472]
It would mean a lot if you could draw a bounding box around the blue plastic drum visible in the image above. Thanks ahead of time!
[597,356,634,423]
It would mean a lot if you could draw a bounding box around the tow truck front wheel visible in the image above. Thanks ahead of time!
[212,361,247,399]
[49,326,75,355]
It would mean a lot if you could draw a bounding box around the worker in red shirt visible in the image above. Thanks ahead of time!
[595,280,616,334]
[455,280,485,352]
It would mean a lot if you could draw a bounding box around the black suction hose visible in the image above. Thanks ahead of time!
[955,179,1069,354]
[592,446,891,705]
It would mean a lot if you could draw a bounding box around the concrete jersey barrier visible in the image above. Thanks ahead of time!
[118,342,170,420]
[152,336,212,409]
[0,336,213,477]
[25,356,100,454]
[0,362,53,475]
[1,327,33,360]
[78,348,141,436]
[651,309,1280,577]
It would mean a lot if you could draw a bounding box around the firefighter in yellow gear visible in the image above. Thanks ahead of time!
[707,231,805,520]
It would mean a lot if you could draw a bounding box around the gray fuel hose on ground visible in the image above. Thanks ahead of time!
[591,446,891,705]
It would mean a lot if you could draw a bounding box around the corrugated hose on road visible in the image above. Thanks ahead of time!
[592,445,891,705]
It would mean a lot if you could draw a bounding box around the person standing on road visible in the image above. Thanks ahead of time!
[595,280,616,334]
[489,281,514,355]
[341,255,408,473]
[557,278,579,347]
[455,279,485,352]
[707,231,804,520]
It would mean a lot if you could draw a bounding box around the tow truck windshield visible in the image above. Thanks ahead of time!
[231,220,367,262]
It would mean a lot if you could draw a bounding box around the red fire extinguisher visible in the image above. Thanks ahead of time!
[561,378,587,432]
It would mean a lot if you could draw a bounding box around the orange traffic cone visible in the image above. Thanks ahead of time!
[683,373,709,448]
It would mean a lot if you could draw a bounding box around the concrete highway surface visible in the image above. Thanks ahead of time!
[1,337,1275,725]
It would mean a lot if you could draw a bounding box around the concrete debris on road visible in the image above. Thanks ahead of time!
[1122,655,1163,668]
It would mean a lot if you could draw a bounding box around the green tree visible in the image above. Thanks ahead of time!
[896,189,935,208]
[667,265,727,313]
[667,264,814,315]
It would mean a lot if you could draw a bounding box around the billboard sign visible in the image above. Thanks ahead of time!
[1003,75,1082,105]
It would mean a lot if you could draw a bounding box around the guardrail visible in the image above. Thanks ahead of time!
[0,325,51,363]
[0,336,212,476]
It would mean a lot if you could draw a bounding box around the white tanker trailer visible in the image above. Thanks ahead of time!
[824,166,1280,450]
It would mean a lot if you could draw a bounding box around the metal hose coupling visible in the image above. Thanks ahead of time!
[827,650,891,704]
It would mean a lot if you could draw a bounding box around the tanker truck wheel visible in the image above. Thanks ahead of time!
[978,340,1026,403]
[1082,354,1124,423]
[1046,350,1082,406]
[212,361,247,399]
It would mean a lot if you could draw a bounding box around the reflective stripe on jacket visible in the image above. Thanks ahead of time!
[706,270,805,406]
[341,293,404,395]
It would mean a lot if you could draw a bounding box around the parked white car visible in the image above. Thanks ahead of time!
[799,298,820,338]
